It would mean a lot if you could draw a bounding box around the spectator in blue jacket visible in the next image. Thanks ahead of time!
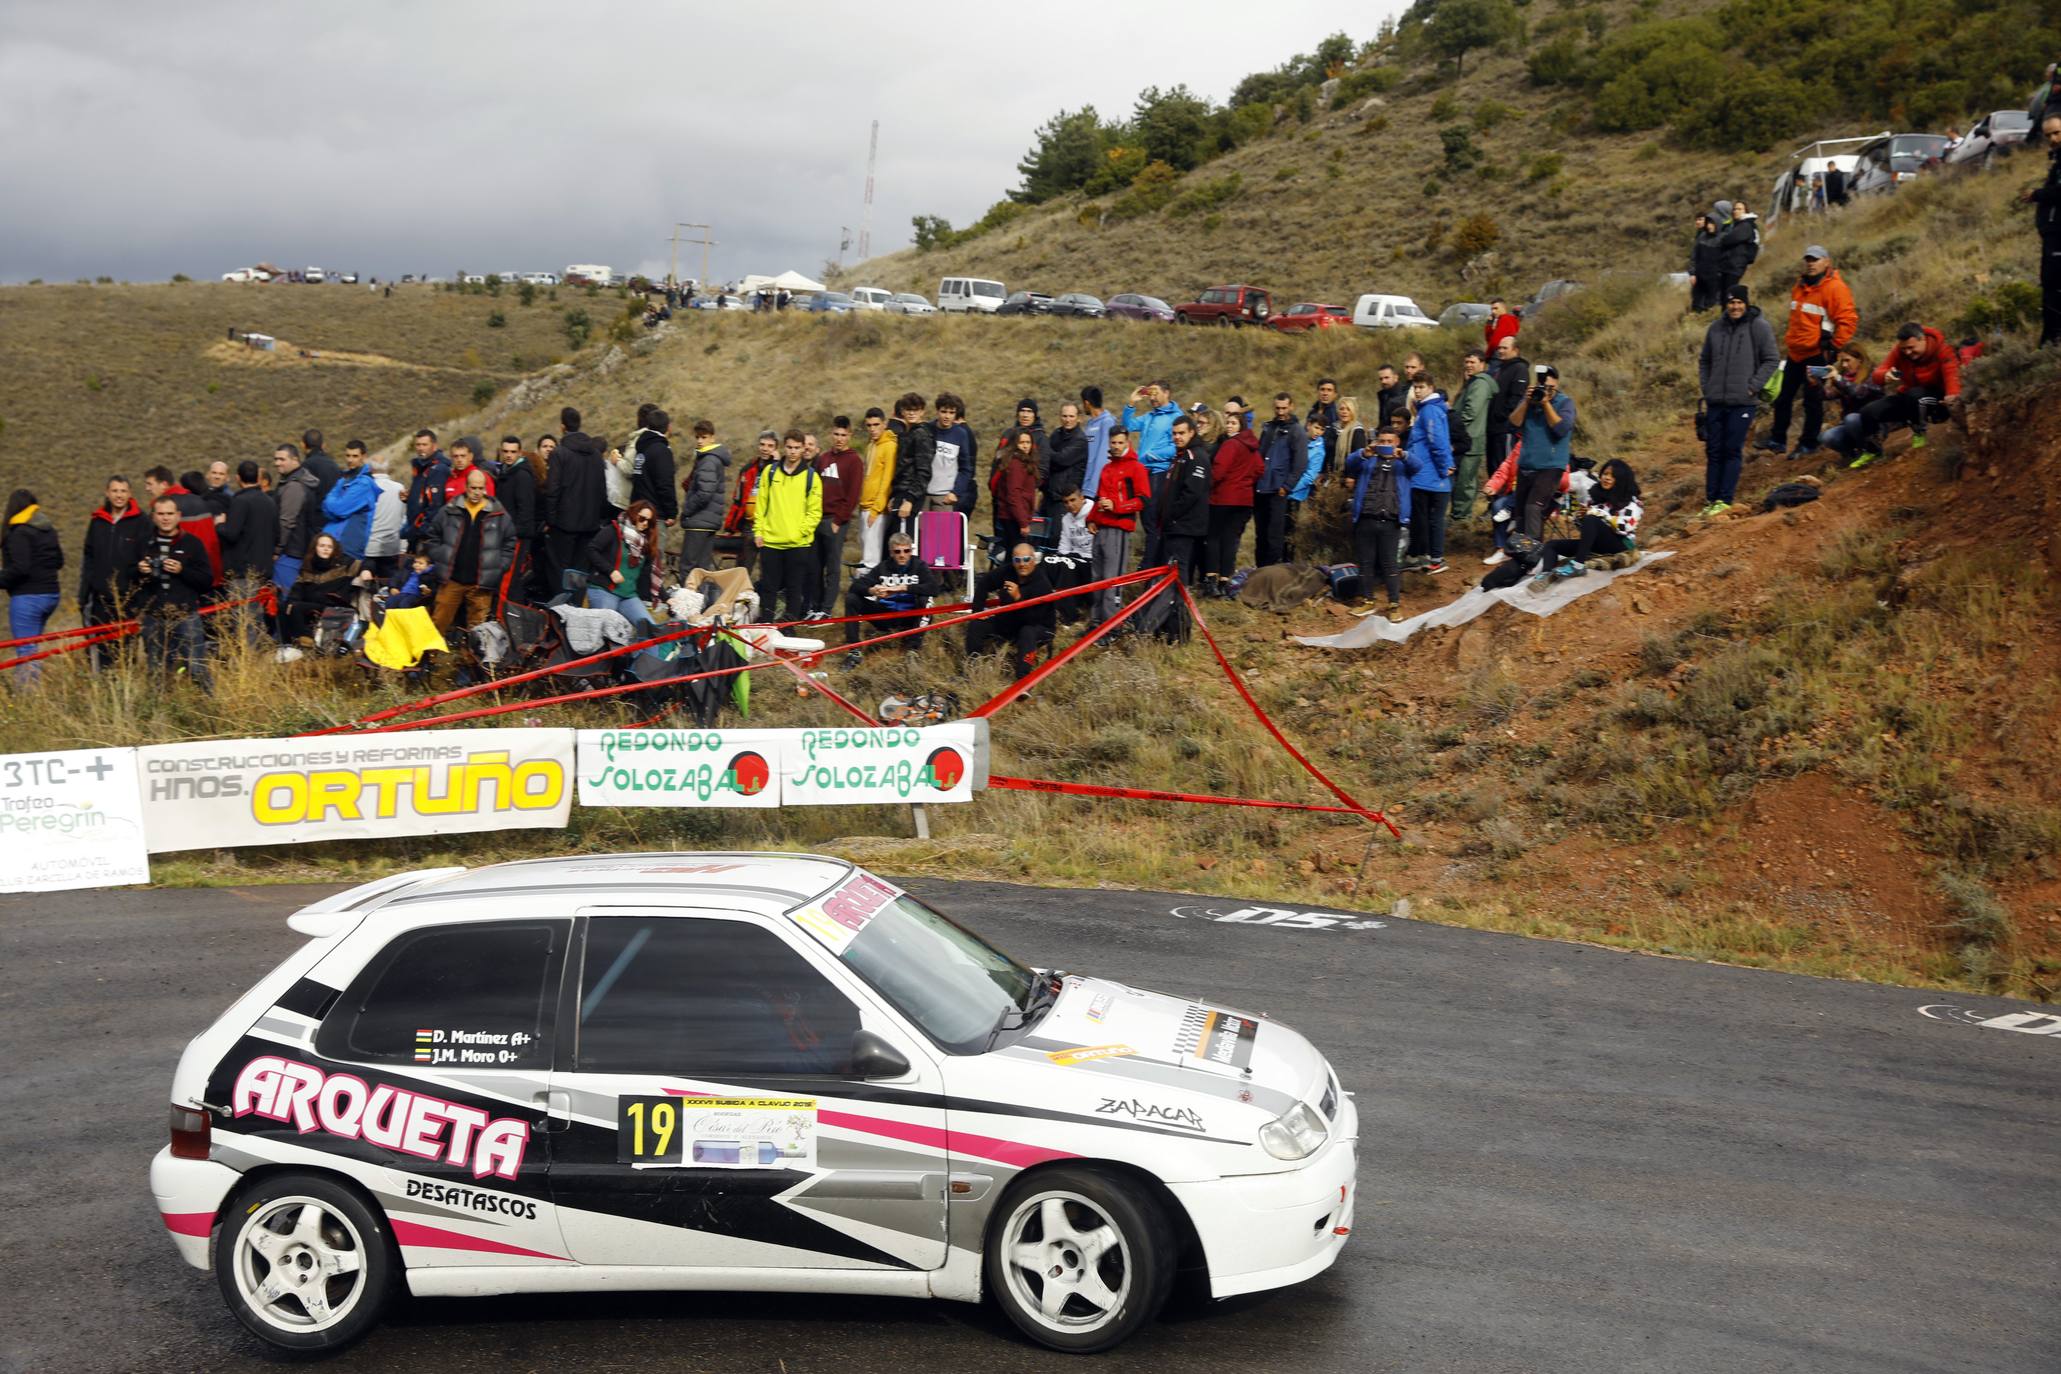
[320,440,380,560]
[1343,425,1411,623]
[1252,392,1302,567]
[1079,385,1117,499]
[1123,380,1182,567]
[1401,377,1455,574]
[1508,365,1576,538]
[928,393,979,515]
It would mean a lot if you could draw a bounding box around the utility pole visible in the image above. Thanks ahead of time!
[859,120,878,261]
[667,222,715,289]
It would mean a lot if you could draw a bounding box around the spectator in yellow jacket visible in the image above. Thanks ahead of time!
[856,406,898,571]
[753,430,824,621]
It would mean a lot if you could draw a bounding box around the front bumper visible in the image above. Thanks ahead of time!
[1166,1117,1359,1299]
[150,1146,241,1271]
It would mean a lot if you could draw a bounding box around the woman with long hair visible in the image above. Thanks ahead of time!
[2,488,64,671]
[1204,410,1261,597]
[280,531,360,641]
[1334,397,1367,472]
[989,429,1039,549]
[1535,458,1641,579]
[585,498,662,632]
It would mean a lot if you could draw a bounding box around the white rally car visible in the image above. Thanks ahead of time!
[151,855,1356,1353]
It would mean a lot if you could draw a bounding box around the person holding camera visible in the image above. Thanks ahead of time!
[124,495,216,693]
[1506,364,1576,539]
[1827,322,1962,469]
[1698,284,1780,516]
[1758,245,1858,458]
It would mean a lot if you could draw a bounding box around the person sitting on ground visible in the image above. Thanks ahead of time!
[843,532,941,666]
[1815,345,1883,457]
[1479,444,1525,566]
[280,532,361,642]
[967,542,1057,681]
[1823,321,1962,469]
[1204,409,1261,599]
[586,499,663,632]
[989,428,1039,549]
[381,552,440,610]
[1343,425,1410,624]
[1535,459,1642,580]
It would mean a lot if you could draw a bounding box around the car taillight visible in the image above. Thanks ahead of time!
[169,1104,211,1160]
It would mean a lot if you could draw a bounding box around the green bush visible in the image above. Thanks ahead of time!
[1439,125,1480,174]
[471,380,497,407]
[1473,99,1515,130]
[1108,160,1183,221]
[486,310,507,329]
[562,308,592,349]
[1525,152,1565,183]
[1451,212,1501,258]
[1526,34,1587,86]
[1167,171,1243,218]
[1330,67,1398,108]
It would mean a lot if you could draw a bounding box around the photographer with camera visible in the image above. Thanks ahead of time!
[1506,363,1576,539]
[1757,245,1858,459]
[1698,283,1780,516]
[124,495,215,693]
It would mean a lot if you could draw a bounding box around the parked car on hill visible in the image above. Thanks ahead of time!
[849,287,893,311]
[1769,136,1881,223]
[1270,302,1351,334]
[220,268,268,283]
[1105,293,1176,323]
[1048,292,1106,319]
[1946,111,2033,168]
[996,290,1055,316]
[805,291,859,314]
[1175,284,1272,326]
[1438,301,1493,331]
[1518,280,1583,318]
[1850,133,1952,196]
[886,292,937,315]
[1351,294,1436,330]
[939,276,1006,313]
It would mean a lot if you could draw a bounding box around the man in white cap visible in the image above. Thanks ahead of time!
[1758,243,1859,457]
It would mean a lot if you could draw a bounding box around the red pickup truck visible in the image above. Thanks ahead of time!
[1174,284,1273,327]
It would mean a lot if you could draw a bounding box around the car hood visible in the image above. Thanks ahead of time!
[1017,973,1328,1113]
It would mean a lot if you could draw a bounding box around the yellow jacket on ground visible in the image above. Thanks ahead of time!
[753,461,823,549]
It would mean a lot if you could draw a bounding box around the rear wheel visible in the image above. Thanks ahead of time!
[986,1167,1175,1353]
[214,1173,393,1352]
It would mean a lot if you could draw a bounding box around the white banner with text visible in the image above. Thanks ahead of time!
[0,748,152,893]
[577,721,987,809]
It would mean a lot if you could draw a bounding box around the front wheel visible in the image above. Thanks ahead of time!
[986,1167,1175,1353]
[214,1173,394,1352]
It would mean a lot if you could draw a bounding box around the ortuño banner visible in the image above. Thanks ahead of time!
[576,721,987,809]
[135,729,576,853]
[0,748,151,892]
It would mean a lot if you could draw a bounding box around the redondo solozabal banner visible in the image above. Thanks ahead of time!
[577,721,987,809]
[0,748,151,892]
[135,729,576,853]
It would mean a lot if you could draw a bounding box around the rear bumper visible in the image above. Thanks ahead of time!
[150,1146,241,1270]
[1167,1129,1358,1300]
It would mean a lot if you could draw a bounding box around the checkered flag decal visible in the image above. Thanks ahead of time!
[1172,1004,1211,1057]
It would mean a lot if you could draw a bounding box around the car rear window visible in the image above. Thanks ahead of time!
[574,917,858,1076]
[316,921,564,1069]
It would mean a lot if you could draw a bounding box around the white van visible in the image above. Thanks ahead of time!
[1769,134,1885,223]
[849,286,893,311]
[938,277,1006,313]
[564,264,616,287]
[1351,294,1437,330]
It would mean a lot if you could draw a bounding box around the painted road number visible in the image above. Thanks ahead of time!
[1169,904,1386,932]
[618,1096,682,1163]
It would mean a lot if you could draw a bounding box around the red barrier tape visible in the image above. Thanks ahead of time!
[0,591,278,670]
[987,773,1389,821]
[968,569,1178,718]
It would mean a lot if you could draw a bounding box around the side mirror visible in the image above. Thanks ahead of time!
[850,1029,911,1081]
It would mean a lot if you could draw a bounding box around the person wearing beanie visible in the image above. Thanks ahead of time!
[1698,283,1780,515]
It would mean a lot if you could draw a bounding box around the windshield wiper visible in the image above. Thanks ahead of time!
[987,974,1062,1050]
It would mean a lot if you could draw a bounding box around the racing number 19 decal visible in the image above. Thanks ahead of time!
[618,1096,680,1164]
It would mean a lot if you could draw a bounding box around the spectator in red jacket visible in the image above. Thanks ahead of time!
[812,415,866,617]
[989,429,1040,548]
[1204,409,1262,598]
[1088,429,1147,621]
[1485,298,1520,352]
[442,437,497,505]
[1828,322,1962,469]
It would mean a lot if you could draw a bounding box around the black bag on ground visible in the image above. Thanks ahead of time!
[1319,563,1364,602]
[1130,582,1192,644]
[1761,482,1821,511]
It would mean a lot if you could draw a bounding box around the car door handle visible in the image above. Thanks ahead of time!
[532,1089,571,1132]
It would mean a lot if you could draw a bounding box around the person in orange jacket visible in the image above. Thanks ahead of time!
[1757,244,1859,457]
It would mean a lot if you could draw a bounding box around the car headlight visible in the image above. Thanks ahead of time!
[1258,1102,1329,1161]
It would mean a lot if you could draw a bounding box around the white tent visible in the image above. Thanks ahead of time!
[737,269,826,294]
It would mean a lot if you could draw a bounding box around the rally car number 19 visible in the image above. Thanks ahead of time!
[150,854,1358,1354]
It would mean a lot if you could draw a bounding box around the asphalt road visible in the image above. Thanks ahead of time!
[3,877,2057,1374]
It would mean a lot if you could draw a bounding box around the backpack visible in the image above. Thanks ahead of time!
[1130,582,1191,644]
[1320,563,1365,602]
[1360,457,1401,521]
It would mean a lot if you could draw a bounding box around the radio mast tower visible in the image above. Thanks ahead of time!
[858,120,878,261]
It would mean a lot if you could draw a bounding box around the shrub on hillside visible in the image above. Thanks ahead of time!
[1167,172,1243,219]
[1329,67,1398,108]
[1450,213,1501,259]
[1439,125,1480,174]
[1107,160,1182,222]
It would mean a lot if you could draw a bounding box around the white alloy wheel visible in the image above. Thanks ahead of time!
[231,1195,368,1334]
[987,1167,1174,1352]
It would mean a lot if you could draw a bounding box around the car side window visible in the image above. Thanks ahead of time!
[315,921,564,1069]
[574,917,860,1076]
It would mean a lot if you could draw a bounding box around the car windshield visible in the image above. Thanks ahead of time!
[1993,112,2031,131]
[973,281,1004,298]
[835,892,1039,1052]
[1890,135,1948,169]
[895,294,927,304]
[821,293,853,305]
[1397,305,1429,319]
[1140,296,1170,311]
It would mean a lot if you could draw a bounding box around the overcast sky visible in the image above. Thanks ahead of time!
[0,0,1403,285]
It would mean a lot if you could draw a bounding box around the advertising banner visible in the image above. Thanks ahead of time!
[577,729,786,808]
[135,729,576,853]
[781,721,987,806]
[0,748,151,892]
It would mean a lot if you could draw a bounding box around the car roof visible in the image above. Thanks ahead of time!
[373,852,856,913]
